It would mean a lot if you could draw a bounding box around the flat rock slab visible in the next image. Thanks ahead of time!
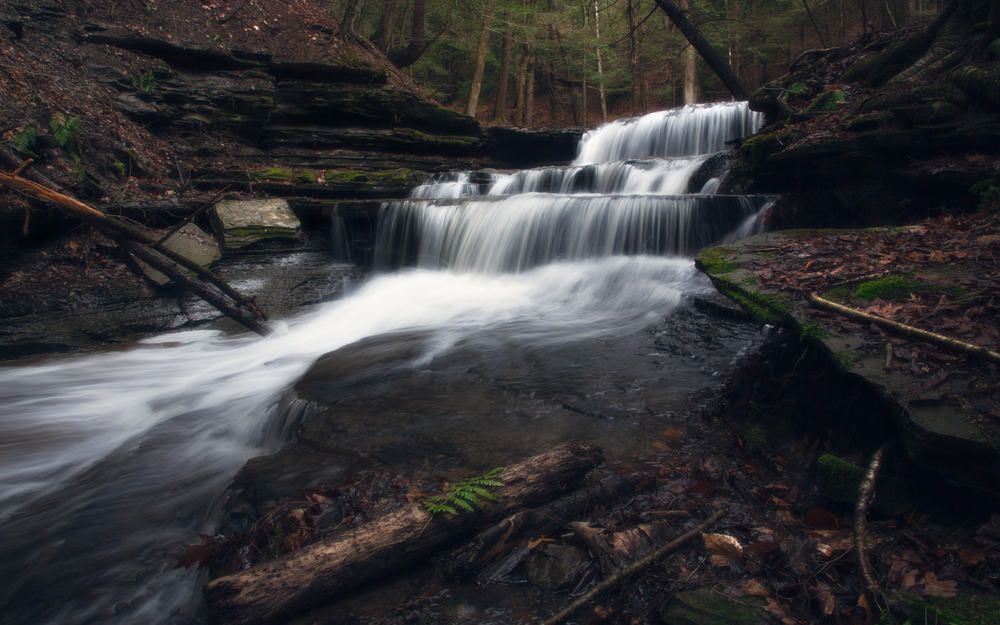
[136,223,221,286]
[696,219,1000,493]
[213,198,300,249]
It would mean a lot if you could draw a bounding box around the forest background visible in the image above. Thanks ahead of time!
[324,0,940,127]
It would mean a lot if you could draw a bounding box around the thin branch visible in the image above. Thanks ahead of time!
[808,293,1000,364]
[854,445,892,620]
[540,508,726,625]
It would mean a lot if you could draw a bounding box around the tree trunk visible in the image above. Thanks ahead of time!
[524,61,535,126]
[654,0,750,101]
[387,0,429,68]
[514,48,529,125]
[371,0,400,50]
[626,0,647,115]
[593,0,608,122]
[494,20,513,121]
[204,442,603,625]
[466,1,496,118]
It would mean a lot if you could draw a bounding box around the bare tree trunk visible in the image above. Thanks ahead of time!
[626,0,646,115]
[371,0,400,50]
[387,0,429,68]
[494,20,513,121]
[593,0,608,122]
[514,48,529,125]
[581,51,588,126]
[524,61,535,126]
[466,1,496,118]
[655,0,750,101]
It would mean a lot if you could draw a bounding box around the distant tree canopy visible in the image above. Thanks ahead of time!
[319,0,939,125]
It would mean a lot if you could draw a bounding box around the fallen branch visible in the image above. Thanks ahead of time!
[0,170,268,335]
[808,292,1000,364]
[854,445,892,621]
[444,473,643,582]
[205,442,604,625]
[539,508,726,625]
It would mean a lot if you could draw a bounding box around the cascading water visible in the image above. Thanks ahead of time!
[0,102,765,625]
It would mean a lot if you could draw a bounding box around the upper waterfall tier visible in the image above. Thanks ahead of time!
[573,101,763,165]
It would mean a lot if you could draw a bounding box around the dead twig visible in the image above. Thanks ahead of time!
[809,293,1000,364]
[539,508,726,625]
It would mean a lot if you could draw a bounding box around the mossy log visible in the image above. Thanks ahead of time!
[204,441,603,625]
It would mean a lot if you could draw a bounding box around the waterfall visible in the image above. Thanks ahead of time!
[0,102,767,625]
[376,101,768,272]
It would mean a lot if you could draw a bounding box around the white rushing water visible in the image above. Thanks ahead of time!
[0,102,765,625]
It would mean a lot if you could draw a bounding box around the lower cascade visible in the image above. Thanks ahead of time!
[0,102,767,625]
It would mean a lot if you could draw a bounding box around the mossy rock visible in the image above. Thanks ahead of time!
[847,112,891,132]
[816,453,865,502]
[739,132,794,163]
[805,89,846,112]
[696,246,738,274]
[660,588,766,625]
[895,592,1000,625]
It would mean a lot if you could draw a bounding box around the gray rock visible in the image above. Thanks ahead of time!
[135,223,220,286]
[212,198,301,249]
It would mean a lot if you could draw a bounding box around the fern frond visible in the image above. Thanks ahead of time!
[419,467,505,519]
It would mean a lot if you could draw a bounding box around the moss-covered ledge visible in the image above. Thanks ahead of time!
[697,227,1000,495]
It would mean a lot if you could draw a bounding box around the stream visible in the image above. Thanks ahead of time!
[0,102,768,625]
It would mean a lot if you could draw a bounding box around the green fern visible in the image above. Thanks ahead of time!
[421,467,504,517]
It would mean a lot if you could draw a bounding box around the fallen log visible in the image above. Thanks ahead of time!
[0,169,269,335]
[204,441,604,625]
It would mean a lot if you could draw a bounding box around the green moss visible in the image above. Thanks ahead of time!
[324,168,415,185]
[743,426,769,457]
[739,132,794,162]
[294,169,319,184]
[696,246,738,274]
[852,274,964,302]
[805,89,847,112]
[846,112,890,132]
[711,277,792,326]
[817,454,864,503]
[896,593,1000,625]
[253,168,295,182]
[800,321,829,342]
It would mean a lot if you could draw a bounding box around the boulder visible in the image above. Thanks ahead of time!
[134,223,220,286]
[212,198,300,249]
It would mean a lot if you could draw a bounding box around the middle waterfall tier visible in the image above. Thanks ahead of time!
[375,194,772,272]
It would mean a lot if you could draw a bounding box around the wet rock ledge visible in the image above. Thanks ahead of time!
[696,215,1000,495]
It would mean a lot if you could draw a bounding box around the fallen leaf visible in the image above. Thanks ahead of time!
[814,582,836,616]
[919,572,958,598]
[739,578,770,597]
[803,508,843,530]
[703,532,744,558]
